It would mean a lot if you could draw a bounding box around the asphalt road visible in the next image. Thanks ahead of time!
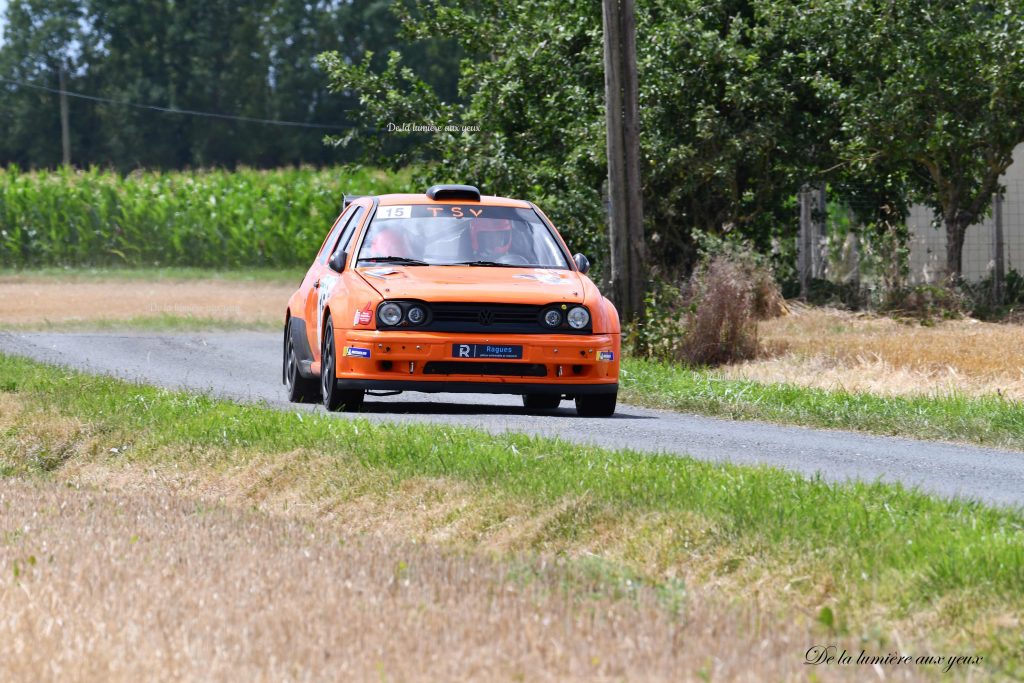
[2,330,1022,508]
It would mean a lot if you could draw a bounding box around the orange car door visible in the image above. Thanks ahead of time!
[304,204,367,361]
[302,209,350,357]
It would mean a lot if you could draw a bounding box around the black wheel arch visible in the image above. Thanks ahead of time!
[286,315,316,379]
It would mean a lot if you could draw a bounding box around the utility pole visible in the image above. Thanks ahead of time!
[602,0,645,321]
[59,66,71,166]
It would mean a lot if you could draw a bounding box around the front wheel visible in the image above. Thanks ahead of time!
[575,392,617,418]
[284,320,319,403]
[320,316,365,412]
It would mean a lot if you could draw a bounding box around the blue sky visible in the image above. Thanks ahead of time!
[0,0,7,47]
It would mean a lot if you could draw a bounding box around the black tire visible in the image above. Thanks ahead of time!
[283,320,319,403]
[522,393,562,411]
[575,391,617,418]
[320,316,365,412]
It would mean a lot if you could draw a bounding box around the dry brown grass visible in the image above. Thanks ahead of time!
[0,276,292,327]
[679,256,761,366]
[0,478,912,683]
[721,305,1024,400]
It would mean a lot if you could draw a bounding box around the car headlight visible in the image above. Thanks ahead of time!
[543,309,562,328]
[566,306,590,329]
[378,302,403,326]
[407,305,426,325]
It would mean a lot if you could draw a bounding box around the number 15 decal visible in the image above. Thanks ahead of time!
[377,205,411,219]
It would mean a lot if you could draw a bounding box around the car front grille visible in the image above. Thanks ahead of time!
[423,361,548,377]
[418,302,590,334]
[431,303,539,327]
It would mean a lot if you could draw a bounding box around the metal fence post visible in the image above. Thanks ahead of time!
[992,192,1005,306]
[799,185,811,298]
[814,182,827,279]
[848,207,861,297]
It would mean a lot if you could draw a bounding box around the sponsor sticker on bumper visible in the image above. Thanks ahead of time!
[452,343,524,359]
[598,351,615,361]
[344,346,371,358]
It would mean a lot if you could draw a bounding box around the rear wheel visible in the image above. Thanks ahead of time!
[320,316,365,412]
[575,391,617,418]
[522,393,562,411]
[283,320,319,403]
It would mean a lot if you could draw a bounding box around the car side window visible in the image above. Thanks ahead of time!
[316,209,352,265]
[332,206,366,260]
[317,206,363,265]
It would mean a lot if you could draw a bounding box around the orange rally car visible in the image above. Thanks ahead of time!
[282,184,620,416]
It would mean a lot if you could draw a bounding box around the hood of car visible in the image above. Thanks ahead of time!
[357,266,586,305]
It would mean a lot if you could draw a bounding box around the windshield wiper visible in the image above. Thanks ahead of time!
[448,260,524,268]
[359,256,429,266]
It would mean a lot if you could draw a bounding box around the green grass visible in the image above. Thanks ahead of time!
[1,351,1022,671]
[621,357,1024,451]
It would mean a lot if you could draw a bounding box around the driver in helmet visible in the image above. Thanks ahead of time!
[469,218,513,260]
[365,226,413,258]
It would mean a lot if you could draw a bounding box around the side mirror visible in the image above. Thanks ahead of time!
[328,250,348,273]
[573,253,591,274]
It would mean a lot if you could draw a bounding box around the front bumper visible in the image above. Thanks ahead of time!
[334,330,620,394]
[335,379,617,396]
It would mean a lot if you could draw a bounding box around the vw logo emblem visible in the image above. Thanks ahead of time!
[478,309,495,326]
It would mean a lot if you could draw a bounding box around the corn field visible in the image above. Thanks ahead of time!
[0,166,415,268]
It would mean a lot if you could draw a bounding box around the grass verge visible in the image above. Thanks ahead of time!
[0,266,305,284]
[0,353,1021,677]
[621,358,1024,451]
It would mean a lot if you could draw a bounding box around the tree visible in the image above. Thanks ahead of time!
[320,0,821,280]
[0,0,463,169]
[0,0,90,168]
[804,0,1024,280]
[321,0,611,263]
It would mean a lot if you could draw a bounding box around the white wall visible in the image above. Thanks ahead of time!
[907,144,1024,283]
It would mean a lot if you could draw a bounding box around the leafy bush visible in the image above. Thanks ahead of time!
[880,283,969,322]
[805,277,864,309]
[0,166,414,269]
[953,268,1024,320]
[881,270,1024,322]
[627,241,785,366]
[624,277,688,361]
[1007,268,1024,305]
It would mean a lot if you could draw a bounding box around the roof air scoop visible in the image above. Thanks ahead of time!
[426,184,481,201]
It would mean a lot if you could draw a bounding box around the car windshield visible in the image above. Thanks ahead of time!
[356,205,570,268]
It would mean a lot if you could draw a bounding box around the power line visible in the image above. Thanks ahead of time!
[0,75,361,130]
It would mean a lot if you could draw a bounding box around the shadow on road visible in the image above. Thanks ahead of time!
[355,399,652,420]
